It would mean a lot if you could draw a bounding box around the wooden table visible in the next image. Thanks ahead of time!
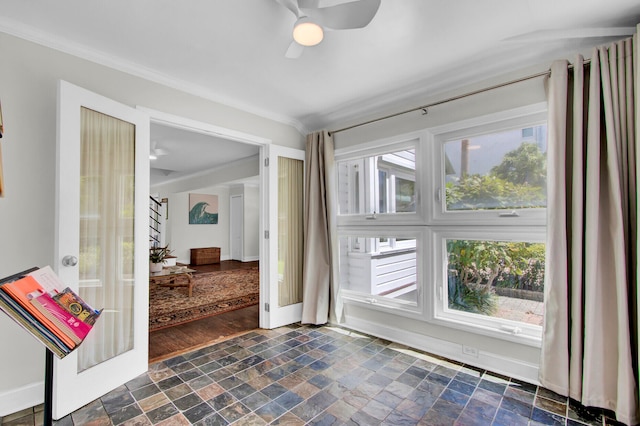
[149,267,196,297]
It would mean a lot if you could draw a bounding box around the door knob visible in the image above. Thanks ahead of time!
[62,255,78,267]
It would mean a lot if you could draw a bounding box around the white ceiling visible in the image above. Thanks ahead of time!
[1,0,638,185]
[149,123,261,186]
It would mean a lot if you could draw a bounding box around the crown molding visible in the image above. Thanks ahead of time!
[0,18,308,135]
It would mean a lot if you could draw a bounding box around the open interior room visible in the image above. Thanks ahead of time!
[0,1,639,425]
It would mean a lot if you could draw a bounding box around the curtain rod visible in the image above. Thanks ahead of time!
[330,59,590,135]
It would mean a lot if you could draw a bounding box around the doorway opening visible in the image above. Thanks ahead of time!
[144,108,270,362]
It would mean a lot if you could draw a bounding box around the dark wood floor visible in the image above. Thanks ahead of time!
[148,260,260,363]
[187,259,258,274]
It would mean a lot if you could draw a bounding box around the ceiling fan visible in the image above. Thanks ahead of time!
[149,141,168,160]
[274,0,382,58]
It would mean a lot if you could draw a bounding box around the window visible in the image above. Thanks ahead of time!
[432,228,545,342]
[444,126,547,211]
[338,229,424,317]
[337,139,421,224]
[431,116,546,343]
[336,105,547,345]
[430,113,547,226]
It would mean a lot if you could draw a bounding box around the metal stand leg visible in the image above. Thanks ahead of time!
[44,349,53,426]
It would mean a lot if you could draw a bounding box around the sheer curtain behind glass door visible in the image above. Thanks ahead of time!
[278,157,304,306]
[78,107,135,371]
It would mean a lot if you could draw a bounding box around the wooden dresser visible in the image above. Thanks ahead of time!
[190,247,220,265]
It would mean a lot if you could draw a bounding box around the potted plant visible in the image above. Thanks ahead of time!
[149,245,172,273]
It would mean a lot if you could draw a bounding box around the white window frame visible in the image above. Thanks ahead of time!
[335,103,548,346]
[336,132,426,226]
[429,226,545,347]
[338,158,366,216]
[338,226,427,320]
[428,103,548,226]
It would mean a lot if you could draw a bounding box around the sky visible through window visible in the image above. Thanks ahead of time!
[445,125,547,181]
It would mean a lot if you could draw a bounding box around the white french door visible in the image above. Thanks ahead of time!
[264,145,305,328]
[53,81,149,419]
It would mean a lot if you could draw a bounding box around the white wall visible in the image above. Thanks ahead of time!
[151,156,260,195]
[154,158,261,264]
[163,183,259,264]
[332,65,549,383]
[0,32,303,416]
[169,188,230,263]
[228,184,260,262]
[243,186,260,261]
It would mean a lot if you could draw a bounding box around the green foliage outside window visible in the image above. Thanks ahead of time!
[490,142,546,187]
[447,239,545,315]
[446,142,547,211]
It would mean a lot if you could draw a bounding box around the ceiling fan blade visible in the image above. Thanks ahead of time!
[301,0,381,30]
[297,0,319,8]
[273,0,301,17]
[285,41,305,58]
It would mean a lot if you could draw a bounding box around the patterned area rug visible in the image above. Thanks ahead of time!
[149,267,259,331]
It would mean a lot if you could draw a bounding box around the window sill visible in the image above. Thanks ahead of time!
[430,313,542,348]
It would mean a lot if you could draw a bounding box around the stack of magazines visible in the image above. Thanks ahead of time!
[0,266,102,358]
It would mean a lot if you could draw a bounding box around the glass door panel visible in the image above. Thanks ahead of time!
[277,156,303,307]
[77,107,135,371]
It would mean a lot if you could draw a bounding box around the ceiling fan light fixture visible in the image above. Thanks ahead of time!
[293,17,323,46]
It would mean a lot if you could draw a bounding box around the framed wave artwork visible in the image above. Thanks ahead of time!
[188,193,218,224]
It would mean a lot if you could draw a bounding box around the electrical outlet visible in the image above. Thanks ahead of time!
[462,345,479,357]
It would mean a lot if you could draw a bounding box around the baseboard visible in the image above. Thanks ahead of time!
[0,380,43,417]
[178,255,259,265]
[340,314,540,385]
[220,255,259,262]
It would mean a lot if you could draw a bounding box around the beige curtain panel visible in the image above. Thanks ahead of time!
[301,130,340,324]
[78,107,136,372]
[540,34,639,425]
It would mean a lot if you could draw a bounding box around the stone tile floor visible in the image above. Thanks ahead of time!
[0,324,631,425]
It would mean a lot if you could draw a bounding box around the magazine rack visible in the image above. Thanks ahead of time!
[0,267,97,426]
